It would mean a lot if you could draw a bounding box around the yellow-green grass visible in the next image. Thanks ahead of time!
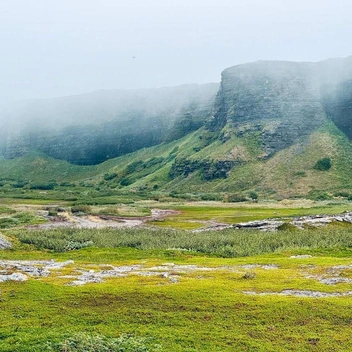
[93,204,151,217]
[2,200,352,350]
[150,201,352,228]
[1,246,352,351]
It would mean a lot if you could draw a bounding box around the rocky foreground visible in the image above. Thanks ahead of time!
[1,257,352,298]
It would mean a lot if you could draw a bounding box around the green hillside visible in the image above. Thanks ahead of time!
[1,58,352,200]
[0,119,351,201]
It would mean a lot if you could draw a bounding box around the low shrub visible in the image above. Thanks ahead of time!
[15,226,352,257]
[313,158,332,171]
[227,194,246,202]
[104,172,118,181]
[12,180,28,188]
[120,178,132,186]
[242,272,256,279]
[71,205,91,214]
[200,193,222,201]
[293,171,307,177]
[0,217,20,229]
[314,192,332,201]
[30,182,57,190]
[248,191,258,200]
[334,191,350,198]
[47,208,58,216]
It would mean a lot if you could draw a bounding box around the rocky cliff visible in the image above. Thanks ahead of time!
[1,56,352,168]
[207,57,352,158]
[0,84,218,165]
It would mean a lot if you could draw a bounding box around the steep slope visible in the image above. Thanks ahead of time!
[0,120,351,199]
[0,84,218,165]
[208,57,352,156]
[101,121,352,199]
[1,57,352,199]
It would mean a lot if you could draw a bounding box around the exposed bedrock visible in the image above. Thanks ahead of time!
[0,233,12,249]
[1,57,352,165]
[0,84,218,165]
[208,57,352,157]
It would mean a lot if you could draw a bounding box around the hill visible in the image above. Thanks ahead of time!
[0,84,218,165]
[0,57,352,199]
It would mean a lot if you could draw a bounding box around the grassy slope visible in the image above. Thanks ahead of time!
[257,122,352,198]
[0,152,97,182]
[0,121,351,199]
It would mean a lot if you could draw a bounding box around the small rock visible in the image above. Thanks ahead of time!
[319,277,352,285]
[242,289,352,298]
[0,233,11,249]
[0,272,28,282]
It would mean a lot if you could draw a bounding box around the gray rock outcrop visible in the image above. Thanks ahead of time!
[0,233,11,249]
[208,56,352,157]
[1,56,352,167]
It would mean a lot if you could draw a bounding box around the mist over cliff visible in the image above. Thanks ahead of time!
[1,56,352,168]
[0,83,218,165]
[208,56,352,156]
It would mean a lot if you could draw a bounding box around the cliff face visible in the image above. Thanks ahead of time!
[1,57,352,167]
[327,79,352,139]
[0,84,218,165]
[208,57,352,158]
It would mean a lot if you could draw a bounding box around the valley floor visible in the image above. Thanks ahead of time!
[1,248,352,351]
[1,199,352,351]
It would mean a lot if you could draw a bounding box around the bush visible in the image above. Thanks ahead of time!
[314,192,332,201]
[0,217,20,229]
[242,272,256,279]
[47,208,58,216]
[227,194,246,202]
[293,171,307,177]
[60,181,76,187]
[98,207,120,216]
[200,193,222,201]
[13,226,352,258]
[71,205,91,214]
[334,191,350,198]
[249,191,258,200]
[120,178,132,186]
[12,180,28,188]
[104,173,118,181]
[125,161,144,175]
[169,190,179,198]
[30,182,57,190]
[313,158,332,171]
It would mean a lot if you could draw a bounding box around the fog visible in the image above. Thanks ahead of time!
[0,0,351,105]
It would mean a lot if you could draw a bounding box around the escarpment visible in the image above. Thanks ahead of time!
[1,57,352,168]
[0,84,219,165]
[207,57,352,158]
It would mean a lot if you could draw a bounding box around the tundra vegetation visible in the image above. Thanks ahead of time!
[0,196,352,351]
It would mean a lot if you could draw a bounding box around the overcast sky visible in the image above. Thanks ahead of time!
[0,0,351,104]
